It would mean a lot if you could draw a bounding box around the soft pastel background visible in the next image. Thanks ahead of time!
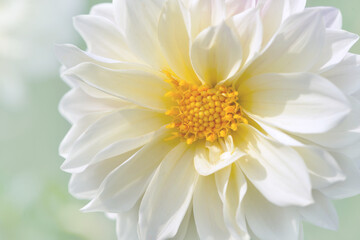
[0,0,359,239]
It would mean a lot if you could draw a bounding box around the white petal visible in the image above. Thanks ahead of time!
[114,0,168,68]
[191,22,242,86]
[90,3,115,23]
[180,214,200,240]
[158,0,199,84]
[231,8,263,65]
[64,62,170,111]
[215,164,248,238]
[194,135,246,176]
[83,132,178,212]
[236,124,313,207]
[59,87,128,124]
[193,175,232,240]
[294,146,345,189]
[59,112,107,158]
[73,15,136,61]
[299,191,338,230]
[322,53,360,95]
[139,143,198,239]
[188,0,226,39]
[244,11,325,76]
[305,7,342,29]
[69,150,137,199]
[244,184,300,240]
[297,97,360,149]
[312,29,359,71]
[171,207,193,240]
[225,0,255,17]
[116,200,140,240]
[61,109,167,171]
[239,72,351,134]
[321,153,360,199]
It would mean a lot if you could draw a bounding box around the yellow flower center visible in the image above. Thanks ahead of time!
[164,72,248,144]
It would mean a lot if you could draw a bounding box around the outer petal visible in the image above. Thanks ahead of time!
[61,109,168,171]
[305,7,342,29]
[73,15,136,61]
[83,131,178,212]
[225,0,255,17]
[193,175,232,240]
[322,53,360,95]
[194,135,246,176]
[191,22,242,86]
[299,191,339,230]
[236,124,313,207]
[294,146,345,189]
[239,73,351,134]
[139,143,198,240]
[114,0,168,69]
[244,184,300,240]
[90,3,115,23]
[158,0,199,84]
[231,8,263,66]
[188,0,226,39]
[215,164,248,238]
[243,11,325,77]
[312,29,359,71]
[69,150,137,199]
[116,200,140,240]
[63,62,170,111]
[321,153,360,199]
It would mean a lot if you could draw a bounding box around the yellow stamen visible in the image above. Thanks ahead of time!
[164,72,247,144]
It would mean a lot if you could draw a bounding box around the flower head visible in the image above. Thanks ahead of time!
[58,0,360,239]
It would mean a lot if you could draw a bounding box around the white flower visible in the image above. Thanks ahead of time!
[57,0,360,239]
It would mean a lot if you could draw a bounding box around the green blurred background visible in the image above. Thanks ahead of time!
[0,0,359,239]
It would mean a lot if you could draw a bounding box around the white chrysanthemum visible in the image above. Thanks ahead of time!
[57,0,360,239]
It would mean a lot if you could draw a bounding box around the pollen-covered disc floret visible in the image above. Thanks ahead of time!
[164,74,248,145]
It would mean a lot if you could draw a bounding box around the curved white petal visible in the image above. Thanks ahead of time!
[294,146,345,189]
[116,200,140,240]
[239,72,351,134]
[215,164,248,238]
[158,0,199,84]
[171,207,193,240]
[114,0,168,69]
[188,0,226,39]
[83,132,178,213]
[90,3,115,23]
[321,153,360,199]
[305,7,342,29]
[191,22,242,86]
[244,184,300,240]
[322,53,360,95]
[297,97,360,149]
[59,112,108,158]
[312,29,359,72]
[139,143,198,240]
[236,124,313,207]
[69,150,137,199]
[73,15,136,61]
[193,175,232,240]
[244,11,325,76]
[231,8,263,65]
[194,135,246,176]
[225,0,255,17]
[180,214,200,240]
[61,109,167,171]
[299,191,338,230]
[59,87,128,124]
[63,62,170,111]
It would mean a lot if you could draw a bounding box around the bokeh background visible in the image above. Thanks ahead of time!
[0,0,359,239]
